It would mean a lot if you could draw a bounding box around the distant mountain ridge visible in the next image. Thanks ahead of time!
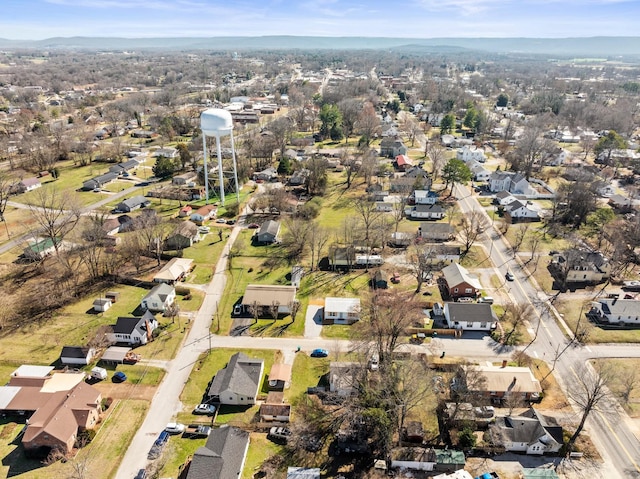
[1,36,639,56]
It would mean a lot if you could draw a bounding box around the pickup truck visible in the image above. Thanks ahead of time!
[183,424,212,438]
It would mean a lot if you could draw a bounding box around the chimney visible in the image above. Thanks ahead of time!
[512,376,517,385]
[502,360,507,368]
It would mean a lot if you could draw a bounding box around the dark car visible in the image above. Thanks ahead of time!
[134,469,147,479]
[148,431,169,459]
[505,271,515,281]
[310,348,329,358]
[226,219,236,225]
[247,223,260,229]
[112,371,127,383]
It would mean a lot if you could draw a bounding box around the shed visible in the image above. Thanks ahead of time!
[259,403,291,422]
[256,220,280,244]
[371,270,388,289]
[268,363,292,390]
[105,291,120,303]
[93,298,112,312]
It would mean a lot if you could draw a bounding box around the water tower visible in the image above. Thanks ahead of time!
[200,108,240,205]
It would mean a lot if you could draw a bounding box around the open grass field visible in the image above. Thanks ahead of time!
[0,398,148,479]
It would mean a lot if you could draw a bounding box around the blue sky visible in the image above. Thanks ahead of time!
[2,0,639,40]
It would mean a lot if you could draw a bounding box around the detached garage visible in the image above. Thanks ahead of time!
[60,346,96,366]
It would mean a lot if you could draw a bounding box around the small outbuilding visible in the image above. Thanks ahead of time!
[60,346,96,366]
[93,298,112,312]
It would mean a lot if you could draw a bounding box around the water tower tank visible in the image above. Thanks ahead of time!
[200,109,233,136]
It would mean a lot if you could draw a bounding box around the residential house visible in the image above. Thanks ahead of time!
[60,346,96,366]
[417,223,455,241]
[253,167,278,182]
[240,284,297,317]
[380,136,408,158]
[422,244,461,265]
[457,146,486,163]
[548,148,569,166]
[609,194,635,212]
[394,154,413,171]
[588,298,640,326]
[456,365,542,403]
[178,205,193,217]
[329,362,359,396]
[324,297,361,324]
[469,162,490,181]
[489,172,534,195]
[153,147,178,159]
[165,221,201,250]
[597,182,615,197]
[23,238,59,261]
[442,402,496,429]
[259,402,291,422]
[390,176,418,194]
[495,190,518,206]
[207,352,264,405]
[153,257,194,284]
[107,311,158,346]
[11,177,41,194]
[441,263,482,298]
[488,408,563,455]
[268,363,292,390]
[172,171,198,186]
[408,204,446,220]
[108,159,140,175]
[375,201,394,212]
[185,426,250,479]
[551,249,611,284]
[504,200,540,222]
[443,302,496,331]
[255,220,281,244]
[22,382,102,457]
[116,195,150,213]
[190,204,217,225]
[413,189,439,205]
[82,172,118,191]
[390,448,466,473]
[389,231,414,247]
[140,283,176,313]
[520,468,560,479]
[93,298,112,312]
[289,168,310,187]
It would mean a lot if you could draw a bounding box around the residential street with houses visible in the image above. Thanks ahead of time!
[455,183,640,479]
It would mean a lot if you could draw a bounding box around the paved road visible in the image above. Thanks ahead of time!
[455,183,640,479]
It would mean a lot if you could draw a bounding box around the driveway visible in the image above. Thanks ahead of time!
[304,302,324,338]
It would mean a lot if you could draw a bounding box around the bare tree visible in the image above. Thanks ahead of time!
[426,142,447,183]
[308,221,330,271]
[407,243,442,293]
[565,362,615,455]
[500,302,533,346]
[354,198,383,251]
[512,224,530,257]
[355,102,380,146]
[0,174,17,236]
[28,187,82,256]
[282,217,309,263]
[459,210,486,256]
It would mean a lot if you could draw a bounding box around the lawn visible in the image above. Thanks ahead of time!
[0,284,150,366]
[242,433,283,479]
[554,296,640,343]
[591,358,640,416]
[0,399,148,479]
[286,352,330,401]
[315,171,365,230]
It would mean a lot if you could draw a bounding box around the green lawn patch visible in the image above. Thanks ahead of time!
[286,353,330,402]
[242,433,284,479]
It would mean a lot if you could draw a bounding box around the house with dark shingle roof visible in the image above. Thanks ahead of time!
[185,426,249,479]
[488,408,563,455]
[60,346,96,366]
[106,311,158,346]
[116,195,150,213]
[443,302,497,331]
[255,220,280,244]
[207,352,264,405]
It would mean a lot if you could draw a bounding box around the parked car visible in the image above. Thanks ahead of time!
[165,422,186,434]
[184,424,212,438]
[112,371,127,383]
[233,304,243,316]
[505,271,515,281]
[247,223,260,229]
[226,219,236,225]
[268,426,291,442]
[198,226,211,234]
[215,218,227,223]
[134,469,147,479]
[193,403,216,415]
[478,296,494,304]
[148,431,169,459]
[310,348,328,358]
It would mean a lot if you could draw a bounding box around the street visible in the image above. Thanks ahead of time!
[455,183,640,478]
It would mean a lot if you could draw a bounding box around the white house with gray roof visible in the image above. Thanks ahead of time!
[116,195,150,213]
[141,283,176,312]
[207,352,264,405]
[443,302,496,331]
[589,298,640,325]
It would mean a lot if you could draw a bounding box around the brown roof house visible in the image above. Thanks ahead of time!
[207,352,264,406]
[241,284,297,317]
[22,381,102,457]
[185,426,249,479]
[165,221,201,250]
[441,263,482,299]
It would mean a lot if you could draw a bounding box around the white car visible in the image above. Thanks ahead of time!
[198,226,211,234]
[165,422,185,434]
